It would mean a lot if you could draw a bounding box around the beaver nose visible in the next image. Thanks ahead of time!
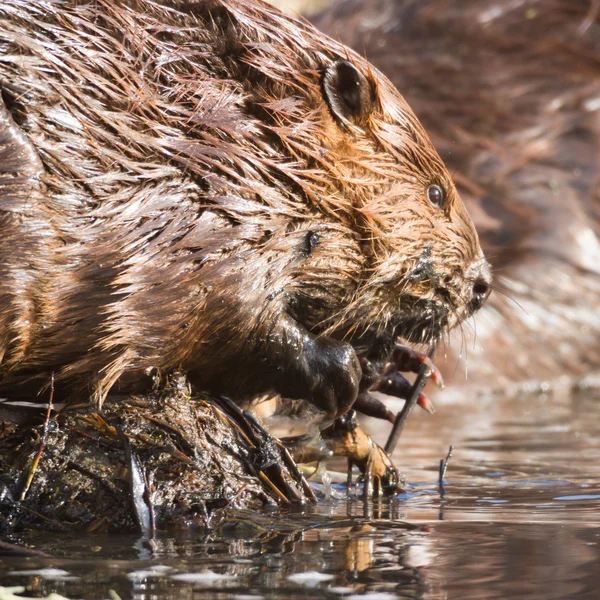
[469,262,492,313]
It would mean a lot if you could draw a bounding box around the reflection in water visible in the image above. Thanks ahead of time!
[2,388,600,599]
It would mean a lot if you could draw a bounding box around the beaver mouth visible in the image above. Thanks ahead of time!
[339,299,450,360]
[394,303,450,345]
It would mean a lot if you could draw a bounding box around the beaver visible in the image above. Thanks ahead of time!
[0,0,489,421]
[312,0,600,391]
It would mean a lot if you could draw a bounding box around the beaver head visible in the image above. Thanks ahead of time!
[285,60,491,354]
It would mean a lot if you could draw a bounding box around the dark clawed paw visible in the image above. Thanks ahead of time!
[376,372,435,415]
[389,344,444,389]
[304,337,361,419]
[270,315,361,421]
[354,345,440,422]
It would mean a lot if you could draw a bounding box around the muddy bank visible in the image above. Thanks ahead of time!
[0,385,316,532]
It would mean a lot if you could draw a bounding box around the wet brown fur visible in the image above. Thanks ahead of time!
[0,0,485,408]
[314,0,600,386]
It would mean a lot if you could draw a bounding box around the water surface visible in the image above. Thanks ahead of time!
[2,384,600,599]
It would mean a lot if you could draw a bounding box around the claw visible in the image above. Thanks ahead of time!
[355,350,439,421]
[356,383,434,421]
[417,392,435,415]
[423,357,444,389]
[390,344,444,389]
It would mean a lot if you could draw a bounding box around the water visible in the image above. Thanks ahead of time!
[2,384,600,599]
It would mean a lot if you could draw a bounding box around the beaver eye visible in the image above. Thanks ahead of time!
[322,60,375,127]
[427,184,445,208]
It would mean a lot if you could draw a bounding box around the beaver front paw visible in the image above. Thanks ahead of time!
[270,314,361,419]
[352,344,443,422]
[301,335,361,418]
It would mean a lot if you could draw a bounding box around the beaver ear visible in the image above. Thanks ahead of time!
[322,61,375,127]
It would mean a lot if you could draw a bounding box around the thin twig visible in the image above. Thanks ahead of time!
[385,348,436,455]
[276,442,318,503]
[19,374,55,502]
[438,445,453,498]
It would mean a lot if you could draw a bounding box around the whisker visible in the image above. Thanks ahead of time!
[488,284,528,314]
[470,314,478,351]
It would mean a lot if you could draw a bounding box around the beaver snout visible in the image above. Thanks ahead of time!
[468,261,492,313]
